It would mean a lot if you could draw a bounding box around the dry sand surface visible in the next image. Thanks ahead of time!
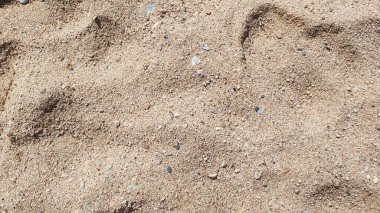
[1,0,380,212]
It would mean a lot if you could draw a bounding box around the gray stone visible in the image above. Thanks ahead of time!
[174,141,180,150]
[196,69,204,76]
[255,106,265,114]
[191,56,201,66]
[167,166,173,174]
[254,170,263,180]
[106,163,113,171]
[144,4,156,17]
[19,0,28,4]
[80,180,85,189]
[201,43,210,51]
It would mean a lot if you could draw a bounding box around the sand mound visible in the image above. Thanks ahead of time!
[0,0,379,212]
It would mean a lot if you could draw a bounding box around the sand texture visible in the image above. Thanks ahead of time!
[1,0,380,212]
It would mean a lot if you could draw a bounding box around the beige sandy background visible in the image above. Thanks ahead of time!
[1,0,380,212]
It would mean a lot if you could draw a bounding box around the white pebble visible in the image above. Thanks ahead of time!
[215,127,223,131]
[374,176,379,184]
[80,180,85,189]
[196,69,204,76]
[191,56,201,66]
[254,171,263,180]
[201,43,210,51]
[19,0,28,4]
[208,173,218,179]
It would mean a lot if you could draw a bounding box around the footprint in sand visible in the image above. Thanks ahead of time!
[239,4,379,136]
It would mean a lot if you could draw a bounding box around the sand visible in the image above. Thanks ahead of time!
[0,0,380,212]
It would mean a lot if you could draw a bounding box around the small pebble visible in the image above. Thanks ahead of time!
[173,112,180,117]
[294,188,300,194]
[208,173,218,179]
[201,43,210,51]
[374,176,379,184]
[255,107,265,114]
[142,143,150,149]
[191,56,201,66]
[80,180,85,189]
[114,120,121,128]
[153,157,162,165]
[58,55,65,61]
[234,169,240,174]
[220,162,227,168]
[40,88,47,94]
[144,4,156,17]
[166,166,173,174]
[127,184,139,193]
[196,69,204,76]
[254,170,263,180]
[106,163,113,171]
[174,141,180,150]
[19,0,28,4]
[215,127,223,131]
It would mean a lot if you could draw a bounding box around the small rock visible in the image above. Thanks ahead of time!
[19,0,28,4]
[144,4,156,17]
[58,55,65,61]
[167,166,173,174]
[255,107,265,114]
[174,141,180,150]
[173,112,180,117]
[127,184,139,193]
[80,180,85,189]
[191,56,201,66]
[215,127,223,131]
[143,103,152,110]
[142,143,150,149]
[114,120,121,128]
[153,156,162,165]
[40,88,47,94]
[157,44,162,51]
[374,176,379,184]
[220,162,227,168]
[208,173,218,179]
[294,188,300,194]
[254,170,263,180]
[234,169,240,174]
[196,69,204,76]
[106,163,113,171]
[201,43,210,51]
